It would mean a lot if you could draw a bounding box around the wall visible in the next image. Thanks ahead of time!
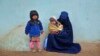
[0,0,100,51]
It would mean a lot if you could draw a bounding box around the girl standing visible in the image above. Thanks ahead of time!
[25,10,43,52]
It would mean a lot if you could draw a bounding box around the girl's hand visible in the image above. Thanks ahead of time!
[25,33,28,35]
[41,31,44,34]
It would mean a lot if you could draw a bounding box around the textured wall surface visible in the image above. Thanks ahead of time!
[0,0,100,51]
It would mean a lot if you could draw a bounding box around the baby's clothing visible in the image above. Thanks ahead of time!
[48,22,63,32]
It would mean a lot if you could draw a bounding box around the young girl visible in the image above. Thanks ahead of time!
[49,16,63,34]
[25,10,43,52]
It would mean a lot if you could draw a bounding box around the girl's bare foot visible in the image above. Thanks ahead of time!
[32,49,36,53]
[37,49,42,52]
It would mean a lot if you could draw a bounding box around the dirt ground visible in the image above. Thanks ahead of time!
[0,43,100,56]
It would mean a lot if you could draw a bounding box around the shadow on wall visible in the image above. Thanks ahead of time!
[0,24,47,51]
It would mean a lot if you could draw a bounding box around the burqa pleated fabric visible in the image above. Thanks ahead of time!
[45,11,81,54]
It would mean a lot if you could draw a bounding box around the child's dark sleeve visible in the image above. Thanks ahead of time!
[25,21,31,35]
[39,21,43,32]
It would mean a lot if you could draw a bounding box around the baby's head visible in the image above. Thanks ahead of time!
[49,16,57,24]
[30,10,39,21]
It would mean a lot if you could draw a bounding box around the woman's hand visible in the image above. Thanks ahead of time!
[50,30,60,34]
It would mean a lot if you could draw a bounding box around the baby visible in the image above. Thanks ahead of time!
[48,16,63,34]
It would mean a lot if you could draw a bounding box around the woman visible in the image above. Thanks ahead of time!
[45,11,81,54]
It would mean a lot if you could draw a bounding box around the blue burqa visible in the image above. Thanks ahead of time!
[45,11,81,54]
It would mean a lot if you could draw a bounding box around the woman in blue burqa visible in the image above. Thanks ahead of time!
[45,11,81,54]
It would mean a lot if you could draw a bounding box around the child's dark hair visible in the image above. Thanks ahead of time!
[30,10,39,21]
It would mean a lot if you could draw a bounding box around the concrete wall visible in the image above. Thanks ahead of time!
[0,0,100,51]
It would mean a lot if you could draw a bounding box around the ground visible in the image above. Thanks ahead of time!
[0,42,100,56]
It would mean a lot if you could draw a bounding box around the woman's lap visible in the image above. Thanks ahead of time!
[46,32,81,53]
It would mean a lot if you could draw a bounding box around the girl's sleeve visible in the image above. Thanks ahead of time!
[39,21,43,32]
[25,21,31,35]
